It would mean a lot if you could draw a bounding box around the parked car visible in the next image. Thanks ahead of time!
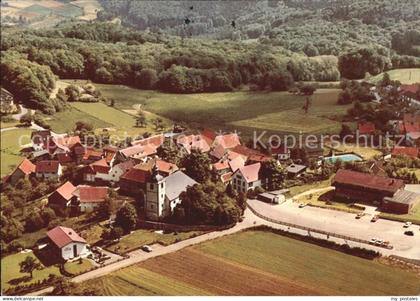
[403,222,412,228]
[298,203,306,208]
[404,231,414,236]
[369,238,377,245]
[370,215,379,222]
[141,245,153,252]
[355,213,364,219]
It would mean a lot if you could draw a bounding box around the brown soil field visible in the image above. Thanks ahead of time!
[139,249,320,296]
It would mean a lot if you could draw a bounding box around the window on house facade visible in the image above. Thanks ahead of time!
[150,184,154,190]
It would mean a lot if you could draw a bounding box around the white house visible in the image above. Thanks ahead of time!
[145,168,197,221]
[232,163,262,193]
[35,160,62,180]
[73,185,109,212]
[46,226,89,260]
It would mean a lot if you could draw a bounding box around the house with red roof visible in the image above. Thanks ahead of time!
[72,185,109,212]
[332,169,405,208]
[31,130,52,151]
[35,160,62,180]
[391,146,419,159]
[399,84,420,106]
[46,226,88,260]
[6,158,35,185]
[119,168,150,196]
[358,121,376,136]
[176,134,211,155]
[48,181,77,211]
[231,163,262,193]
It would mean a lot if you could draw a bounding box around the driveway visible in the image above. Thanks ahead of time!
[248,198,420,260]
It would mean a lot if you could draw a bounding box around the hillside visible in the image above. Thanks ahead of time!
[97,0,420,56]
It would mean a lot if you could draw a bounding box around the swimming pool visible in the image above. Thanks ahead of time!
[323,153,363,164]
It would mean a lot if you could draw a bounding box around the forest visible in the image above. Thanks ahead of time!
[1,0,419,113]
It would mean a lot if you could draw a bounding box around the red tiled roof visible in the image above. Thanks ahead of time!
[403,113,420,133]
[231,145,263,158]
[35,160,60,173]
[47,226,86,248]
[201,128,217,145]
[55,136,81,147]
[76,186,108,203]
[177,134,211,153]
[16,158,36,175]
[213,133,240,149]
[209,144,226,160]
[121,168,150,183]
[56,181,77,200]
[156,159,178,174]
[213,160,230,171]
[248,154,271,162]
[237,163,261,183]
[358,122,376,135]
[332,169,404,194]
[83,148,103,160]
[132,134,164,148]
[400,84,419,95]
[392,147,419,158]
[120,144,157,158]
[57,153,73,164]
[228,156,245,172]
[221,172,233,183]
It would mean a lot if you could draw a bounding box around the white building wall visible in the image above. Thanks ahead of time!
[79,202,100,212]
[61,242,88,260]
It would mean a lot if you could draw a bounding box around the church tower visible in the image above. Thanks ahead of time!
[145,164,166,221]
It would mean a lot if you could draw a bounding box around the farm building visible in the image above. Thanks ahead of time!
[35,160,62,180]
[382,189,420,214]
[257,189,288,204]
[5,158,35,185]
[46,226,89,260]
[232,163,261,193]
[48,181,77,211]
[73,186,109,212]
[332,169,406,211]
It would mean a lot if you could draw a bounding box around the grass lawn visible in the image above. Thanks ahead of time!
[0,128,33,176]
[69,102,171,137]
[65,80,349,137]
[368,68,420,85]
[0,119,19,129]
[84,230,420,296]
[296,190,361,214]
[64,259,94,275]
[288,178,332,197]
[105,229,203,254]
[1,252,61,292]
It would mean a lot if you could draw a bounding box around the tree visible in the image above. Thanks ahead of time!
[299,84,316,96]
[260,160,286,190]
[181,149,212,183]
[134,68,158,89]
[156,139,180,165]
[135,110,147,128]
[152,118,163,130]
[109,226,124,240]
[20,113,32,126]
[115,203,138,233]
[19,256,41,278]
[339,124,353,139]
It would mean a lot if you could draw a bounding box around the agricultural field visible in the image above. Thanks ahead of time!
[0,128,33,176]
[71,81,350,138]
[368,68,420,85]
[105,229,204,254]
[1,252,61,292]
[85,230,420,296]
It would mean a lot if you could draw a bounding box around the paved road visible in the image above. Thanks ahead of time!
[248,198,420,260]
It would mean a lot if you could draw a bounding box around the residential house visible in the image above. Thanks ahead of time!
[358,121,376,136]
[119,168,150,196]
[231,163,262,193]
[145,169,197,221]
[47,226,89,260]
[176,134,211,155]
[31,130,52,151]
[286,164,307,178]
[0,87,16,113]
[72,185,109,212]
[48,181,77,212]
[35,160,62,180]
[82,148,103,164]
[400,84,420,107]
[82,158,111,183]
[6,158,35,185]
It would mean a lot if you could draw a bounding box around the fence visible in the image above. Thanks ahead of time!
[247,203,393,250]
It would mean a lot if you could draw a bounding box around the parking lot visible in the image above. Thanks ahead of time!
[248,199,420,260]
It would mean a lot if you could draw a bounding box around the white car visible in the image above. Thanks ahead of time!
[141,245,153,252]
[403,222,412,228]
